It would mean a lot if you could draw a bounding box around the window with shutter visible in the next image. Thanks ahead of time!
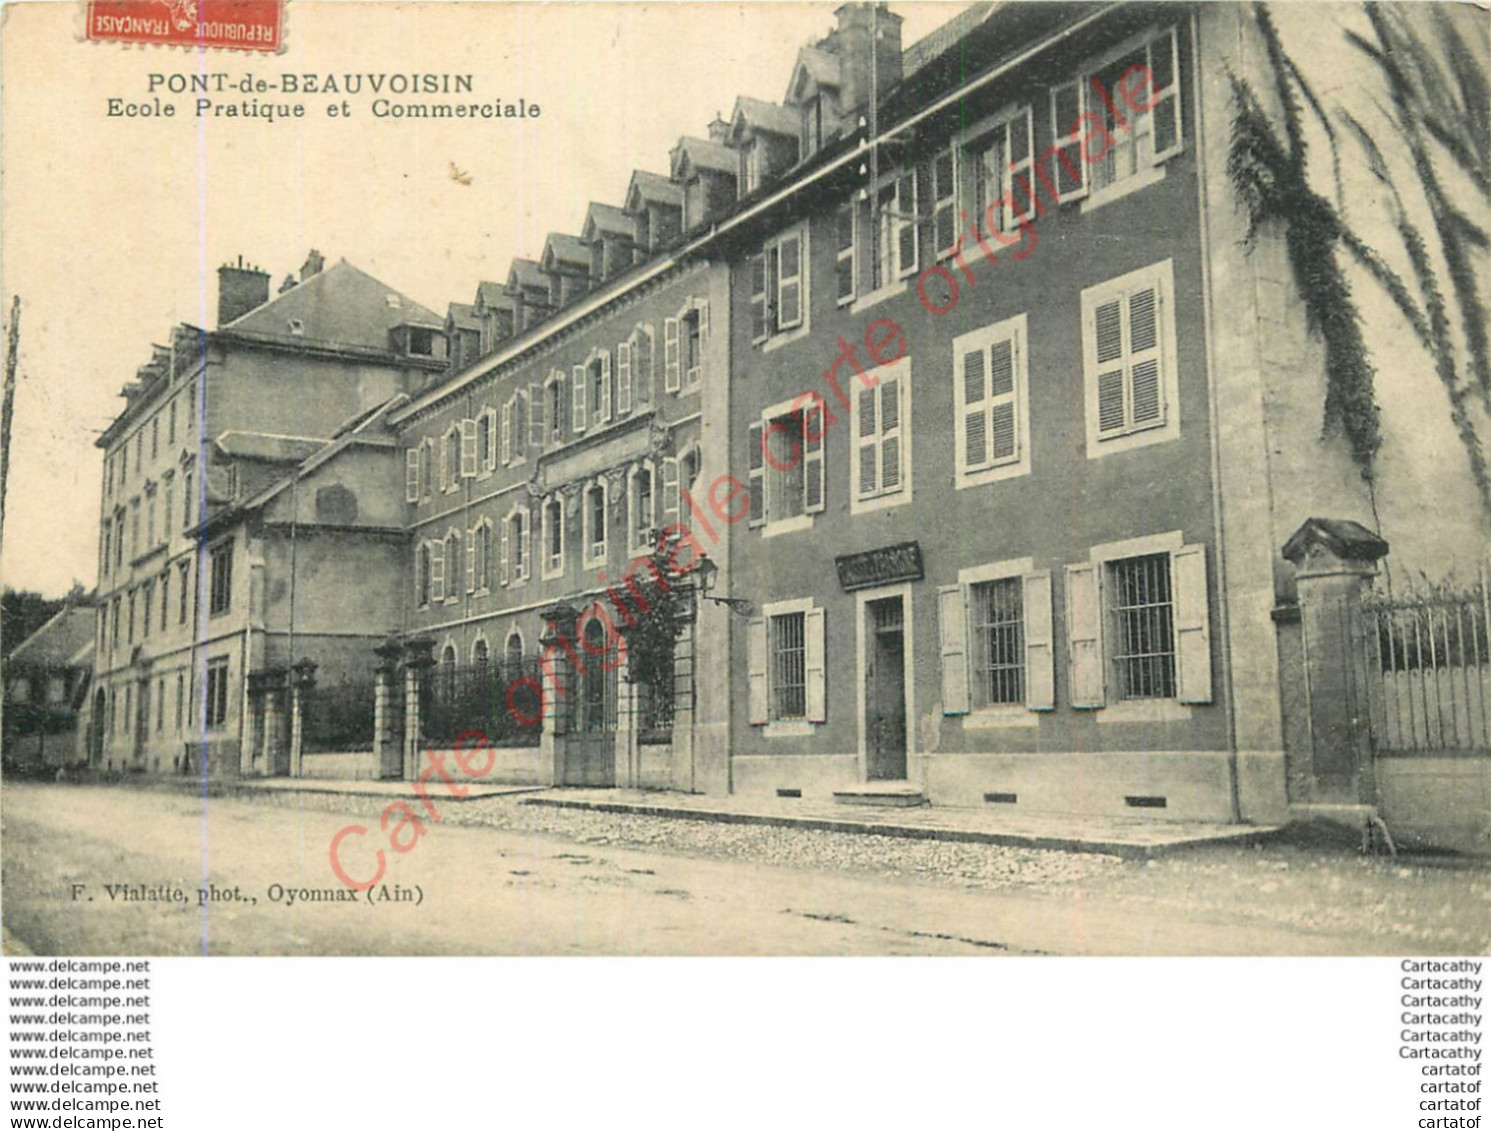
[750,254,770,342]
[583,482,607,567]
[499,519,510,586]
[804,607,826,723]
[1070,28,1184,205]
[547,372,566,441]
[528,383,544,448]
[747,617,768,725]
[445,532,461,598]
[1065,561,1103,708]
[1023,570,1056,711]
[932,147,957,256]
[1082,261,1177,456]
[480,407,496,470]
[664,317,680,391]
[543,497,564,579]
[1050,80,1088,201]
[632,327,653,405]
[895,170,917,277]
[662,457,680,525]
[431,540,446,603]
[835,203,856,305]
[500,402,512,465]
[438,433,450,492]
[460,419,478,478]
[405,449,420,503]
[777,234,802,330]
[954,315,1029,488]
[1172,544,1211,703]
[465,529,476,594]
[597,351,611,423]
[938,585,969,715]
[512,394,527,461]
[852,364,907,509]
[516,508,530,581]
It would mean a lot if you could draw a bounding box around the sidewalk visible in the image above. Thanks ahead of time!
[237,777,546,801]
[518,789,1281,860]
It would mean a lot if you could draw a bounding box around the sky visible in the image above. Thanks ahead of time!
[0,1,1485,598]
[0,1,963,596]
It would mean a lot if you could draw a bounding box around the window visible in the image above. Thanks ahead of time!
[955,314,1030,487]
[665,300,709,391]
[750,229,806,342]
[1051,27,1182,205]
[177,561,189,624]
[156,678,165,733]
[430,538,446,603]
[747,600,826,729]
[741,140,763,194]
[182,471,193,529]
[546,371,568,441]
[1081,260,1178,456]
[930,147,957,256]
[101,521,111,579]
[505,631,524,670]
[105,456,114,498]
[409,328,435,356]
[444,531,462,600]
[543,496,565,579]
[963,106,1035,236]
[471,522,492,592]
[1066,535,1211,711]
[583,482,607,567]
[502,506,530,584]
[459,418,478,479]
[162,481,173,543]
[151,418,159,460]
[110,598,120,651]
[417,543,432,606]
[205,657,230,729]
[473,637,490,667]
[476,408,493,472]
[630,465,654,554]
[130,501,140,558]
[115,510,126,570]
[160,571,169,631]
[628,326,654,407]
[175,672,184,732]
[120,443,127,484]
[168,400,177,446]
[835,204,856,305]
[939,563,1054,716]
[586,351,611,428]
[874,170,918,286]
[748,402,825,532]
[406,447,421,502]
[128,589,136,643]
[142,580,153,638]
[852,359,909,511]
[208,541,232,616]
[146,493,156,548]
[770,612,806,719]
[440,426,461,491]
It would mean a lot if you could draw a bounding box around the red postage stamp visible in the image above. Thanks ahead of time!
[84,0,284,53]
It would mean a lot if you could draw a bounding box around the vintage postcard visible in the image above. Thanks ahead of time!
[1,0,1488,969]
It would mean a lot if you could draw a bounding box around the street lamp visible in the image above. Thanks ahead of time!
[694,556,753,617]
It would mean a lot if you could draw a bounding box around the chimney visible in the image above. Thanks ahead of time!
[217,256,271,326]
[300,249,325,282]
[834,2,903,116]
[278,274,297,294]
[707,113,731,145]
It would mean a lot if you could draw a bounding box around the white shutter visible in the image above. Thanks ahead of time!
[662,456,680,525]
[499,520,510,586]
[697,299,710,341]
[1050,80,1089,202]
[465,529,476,594]
[1005,107,1036,228]
[1128,286,1165,428]
[517,510,530,581]
[1023,570,1055,710]
[528,383,544,448]
[405,449,419,503]
[483,409,497,470]
[598,351,612,423]
[635,331,652,405]
[664,317,680,392]
[500,402,512,465]
[938,585,970,715]
[431,541,445,602]
[749,256,769,342]
[803,415,825,514]
[439,433,450,491]
[572,364,587,431]
[805,607,826,723]
[1065,562,1104,708]
[856,382,878,498]
[616,341,632,416]
[747,421,765,525]
[747,617,768,725]
[1149,27,1182,162]
[1173,544,1212,703]
[460,418,478,478]
[879,378,902,492]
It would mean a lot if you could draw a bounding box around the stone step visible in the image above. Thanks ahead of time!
[833,784,928,808]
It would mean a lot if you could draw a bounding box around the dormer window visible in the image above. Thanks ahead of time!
[409,328,434,356]
[287,318,305,336]
[385,294,402,309]
[741,142,763,195]
[802,95,824,156]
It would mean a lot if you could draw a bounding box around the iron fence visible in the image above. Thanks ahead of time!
[301,678,377,754]
[1362,568,1491,754]
[423,658,544,748]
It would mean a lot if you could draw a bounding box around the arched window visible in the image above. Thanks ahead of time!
[440,644,458,701]
[473,523,492,591]
[421,440,434,497]
[505,630,524,669]
[631,465,654,552]
[472,638,490,667]
[417,543,432,606]
[512,393,527,458]
[445,531,461,594]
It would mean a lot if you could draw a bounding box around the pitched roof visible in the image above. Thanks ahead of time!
[732,96,802,140]
[507,258,547,293]
[582,202,633,240]
[671,136,737,177]
[213,431,328,464]
[541,233,589,268]
[224,259,443,350]
[626,169,684,210]
[241,395,408,517]
[446,302,481,332]
[902,2,998,77]
[8,607,96,669]
[474,280,506,308]
[789,45,841,98]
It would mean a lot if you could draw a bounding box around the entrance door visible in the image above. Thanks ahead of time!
[565,618,617,786]
[89,689,107,764]
[865,596,907,781]
[133,678,151,767]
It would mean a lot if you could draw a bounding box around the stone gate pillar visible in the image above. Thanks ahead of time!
[403,637,436,781]
[538,603,578,787]
[373,639,402,780]
[1281,518,1390,806]
[288,660,317,779]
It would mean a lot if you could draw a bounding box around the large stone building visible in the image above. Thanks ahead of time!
[80,3,1488,848]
